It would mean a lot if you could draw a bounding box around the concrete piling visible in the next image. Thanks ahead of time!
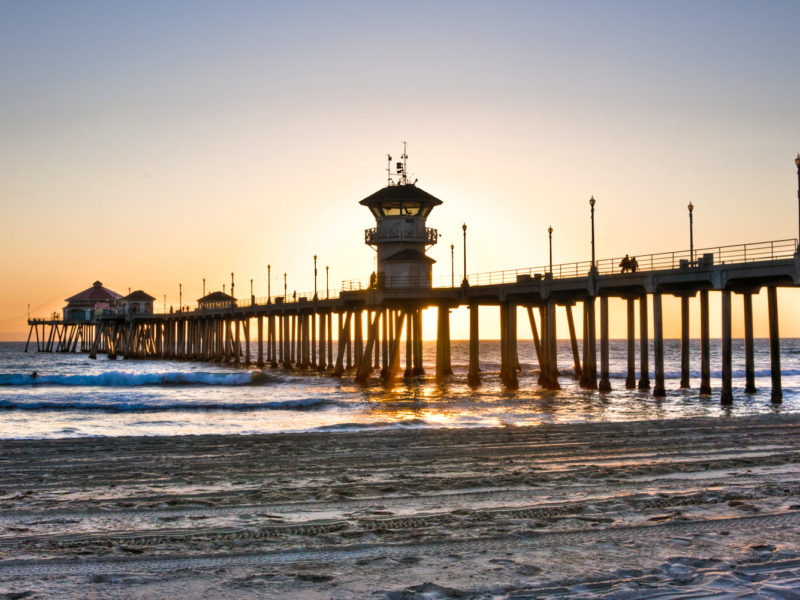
[653,293,665,398]
[638,295,650,390]
[768,286,782,404]
[468,304,480,386]
[599,296,611,392]
[721,289,733,405]
[679,295,690,389]
[743,292,756,393]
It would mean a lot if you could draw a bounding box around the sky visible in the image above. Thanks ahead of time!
[1,0,800,341]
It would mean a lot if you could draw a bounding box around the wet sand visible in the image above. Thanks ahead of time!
[1,414,800,599]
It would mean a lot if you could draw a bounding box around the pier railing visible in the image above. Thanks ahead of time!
[77,237,797,318]
[465,238,798,287]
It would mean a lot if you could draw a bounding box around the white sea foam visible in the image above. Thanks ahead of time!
[0,396,333,412]
[0,370,277,387]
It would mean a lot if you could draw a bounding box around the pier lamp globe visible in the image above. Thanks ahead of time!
[548,226,553,274]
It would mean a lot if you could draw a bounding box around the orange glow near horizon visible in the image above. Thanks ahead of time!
[2,3,800,341]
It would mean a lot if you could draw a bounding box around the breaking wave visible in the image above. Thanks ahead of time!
[0,397,333,412]
[0,370,277,387]
[311,418,433,432]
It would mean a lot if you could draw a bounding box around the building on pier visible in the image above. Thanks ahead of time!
[120,290,155,316]
[360,155,441,289]
[197,291,236,310]
[63,281,122,322]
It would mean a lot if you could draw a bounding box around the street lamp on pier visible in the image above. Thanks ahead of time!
[688,202,694,264]
[314,255,318,300]
[462,223,468,286]
[267,265,271,303]
[250,278,254,304]
[450,244,454,287]
[796,154,800,250]
[589,196,597,273]
[548,226,553,274]
[202,278,205,297]
[179,283,182,311]
[326,266,329,299]
[231,273,235,300]
[283,273,287,301]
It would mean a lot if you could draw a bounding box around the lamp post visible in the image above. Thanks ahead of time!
[796,154,800,249]
[250,278,254,304]
[179,283,182,311]
[284,273,287,301]
[231,272,235,300]
[314,254,318,299]
[267,264,271,303]
[202,278,206,297]
[450,243,454,287]
[589,196,596,272]
[688,201,694,264]
[548,226,553,274]
[462,223,468,285]
[163,294,166,314]
[326,266,329,299]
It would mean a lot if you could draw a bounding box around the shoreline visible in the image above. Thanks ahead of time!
[1,413,800,598]
[0,410,795,444]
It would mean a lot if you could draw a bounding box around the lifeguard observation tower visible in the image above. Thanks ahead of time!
[360,146,441,288]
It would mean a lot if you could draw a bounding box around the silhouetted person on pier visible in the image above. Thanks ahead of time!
[630,257,638,272]
[620,255,630,273]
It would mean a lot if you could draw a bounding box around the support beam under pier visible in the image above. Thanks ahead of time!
[768,286,782,404]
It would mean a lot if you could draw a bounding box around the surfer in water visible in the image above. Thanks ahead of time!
[31,370,38,380]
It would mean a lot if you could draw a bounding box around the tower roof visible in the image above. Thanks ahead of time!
[198,291,236,303]
[122,290,155,302]
[65,281,123,305]
[359,184,442,208]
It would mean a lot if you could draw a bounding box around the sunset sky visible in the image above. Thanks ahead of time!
[2,1,799,341]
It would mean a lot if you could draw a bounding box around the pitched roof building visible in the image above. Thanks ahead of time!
[120,290,155,316]
[197,291,237,310]
[63,281,123,322]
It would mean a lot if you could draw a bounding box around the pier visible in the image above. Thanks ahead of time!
[26,155,800,405]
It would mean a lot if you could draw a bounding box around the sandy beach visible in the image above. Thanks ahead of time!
[1,414,799,599]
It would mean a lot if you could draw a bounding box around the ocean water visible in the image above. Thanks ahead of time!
[0,339,797,439]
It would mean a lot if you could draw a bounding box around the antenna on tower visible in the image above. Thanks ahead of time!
[385,144,412,186]
[401,141,408,185]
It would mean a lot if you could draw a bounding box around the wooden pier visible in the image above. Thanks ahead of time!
[26,237,799,405]
[25,319,95,354]
[25,155,800,405]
